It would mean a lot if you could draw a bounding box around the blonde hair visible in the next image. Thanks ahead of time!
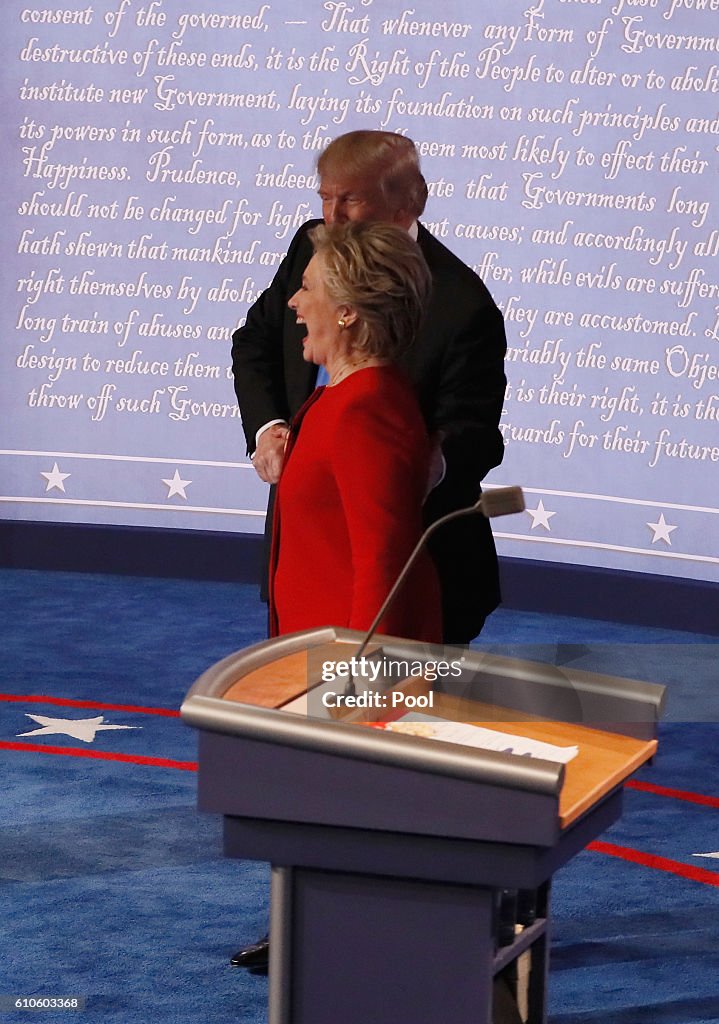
[309,221,431,361]
[317,130,428,220]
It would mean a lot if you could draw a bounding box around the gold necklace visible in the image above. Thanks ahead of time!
[327,357,377,387]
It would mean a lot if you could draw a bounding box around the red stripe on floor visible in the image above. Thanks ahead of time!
[0,693,180,717]
[6,738,717,884]
[626,778,719,809]
[0,740,197,771]
[588,840,719,887]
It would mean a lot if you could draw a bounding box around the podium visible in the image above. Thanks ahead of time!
[182,628,665,1024]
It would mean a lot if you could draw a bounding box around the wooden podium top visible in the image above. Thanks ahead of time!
[219,641,657,830]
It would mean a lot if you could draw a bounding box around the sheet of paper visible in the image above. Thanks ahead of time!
[382,714,579,764]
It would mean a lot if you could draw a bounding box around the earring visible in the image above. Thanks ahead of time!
[338,318,346,328]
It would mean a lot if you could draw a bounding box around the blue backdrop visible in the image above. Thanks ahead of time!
[1,0,717,587]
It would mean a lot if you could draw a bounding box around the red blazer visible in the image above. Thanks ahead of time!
[269,366,442,643]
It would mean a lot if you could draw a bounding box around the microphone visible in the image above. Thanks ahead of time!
[346,486,525,692]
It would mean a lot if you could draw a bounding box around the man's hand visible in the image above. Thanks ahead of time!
[424,435,446,500]
[253,424,290,484]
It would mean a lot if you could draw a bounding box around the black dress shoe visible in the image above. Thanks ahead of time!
[230,936,270,969]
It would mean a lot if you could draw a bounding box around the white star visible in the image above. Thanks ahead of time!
[162,469,192,499]
[647,513,678,546]
[41,463,71,493]
[17,714,140,744]
[526,500,556,531]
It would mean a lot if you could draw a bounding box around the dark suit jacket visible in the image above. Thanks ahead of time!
[231,220,507,643]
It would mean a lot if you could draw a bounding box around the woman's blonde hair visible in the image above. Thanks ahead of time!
[309,221,432,361]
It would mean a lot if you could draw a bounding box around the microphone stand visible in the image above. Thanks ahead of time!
[345,486,525,695]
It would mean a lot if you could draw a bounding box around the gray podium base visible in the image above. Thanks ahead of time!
[267,866,543,1024]
[224,793,623,1024]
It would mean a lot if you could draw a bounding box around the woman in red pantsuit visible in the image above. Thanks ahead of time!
[269,221,441,643]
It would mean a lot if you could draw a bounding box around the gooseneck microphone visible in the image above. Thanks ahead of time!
[345,485,525,693]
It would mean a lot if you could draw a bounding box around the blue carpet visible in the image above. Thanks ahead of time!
[551,852,719,1023]
[1,568,718,1023]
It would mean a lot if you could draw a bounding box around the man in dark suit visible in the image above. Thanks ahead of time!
[229,131,507,971]
[232,130,507,646]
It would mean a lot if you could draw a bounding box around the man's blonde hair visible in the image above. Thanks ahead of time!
[317,131,428,220]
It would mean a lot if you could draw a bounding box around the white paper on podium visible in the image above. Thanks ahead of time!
[383,714,579,764]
